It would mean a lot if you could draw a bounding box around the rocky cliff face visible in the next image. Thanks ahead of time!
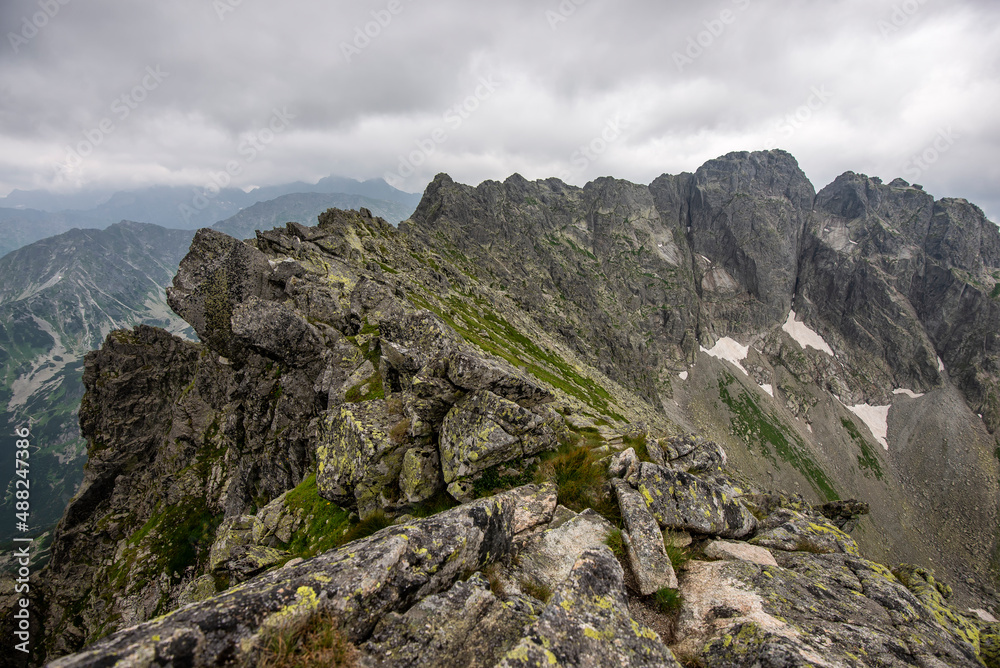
[17,150,1000,667]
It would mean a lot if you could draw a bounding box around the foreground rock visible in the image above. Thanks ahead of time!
[499,547,682,667]
[674,552,982,667]
[613,479,677,594]
[48,485,556,668]
[628,462,757,538]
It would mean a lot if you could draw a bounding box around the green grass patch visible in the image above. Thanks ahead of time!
[344,371,384,403]
[623,433,652,463]
[473,462,538,498]
[281,475,352,558]
[718,373,839,501]
[535,443,620,524]
[257,611,359,668]
[336,510,394,546]
[842,418,885,481]
[991,283,1000,300]
[520,578,553,603]
[605,528,626,559]
[653,587,684,614]
[664,542,691,571]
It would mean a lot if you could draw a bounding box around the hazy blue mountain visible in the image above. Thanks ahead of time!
[0,221,196,545]
[212,191,417,240]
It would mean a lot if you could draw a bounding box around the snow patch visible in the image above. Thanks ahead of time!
[892,388,924,399]
[847,403,891,451]
[782,310,834,356]
[806,423,813,433]
[700,338,749,375]
[938,356,946,372]
[760,384,774,397]
[679,371,689,381]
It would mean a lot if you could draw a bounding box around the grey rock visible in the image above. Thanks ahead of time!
[750,508,860,556]
[499,547,681,667]
[516,508,613,592]
[612,479,677,594]
[439,390,560,485]
[361,573,539,668]
[47,485,556,668]
[630,462,757,538]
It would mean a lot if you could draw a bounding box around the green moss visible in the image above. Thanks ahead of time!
[281,474,352,558]
[842,418,885,481]
[718,374,839,502]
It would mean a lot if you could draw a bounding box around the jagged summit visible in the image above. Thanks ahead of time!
[12,150,1000,667]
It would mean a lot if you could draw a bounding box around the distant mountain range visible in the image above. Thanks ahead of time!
[0,181,422,546]
[0,176,421,258]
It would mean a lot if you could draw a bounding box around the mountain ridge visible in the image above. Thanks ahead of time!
[12,149,1000,666]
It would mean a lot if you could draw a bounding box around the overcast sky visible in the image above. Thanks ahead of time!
[1,0,998,220]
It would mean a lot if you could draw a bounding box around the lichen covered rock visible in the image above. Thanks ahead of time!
[629,462,757,538]
[612,479,677,594]
[499,547,681,667]
[750,508,860,556]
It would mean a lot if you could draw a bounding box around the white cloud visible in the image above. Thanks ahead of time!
[0,0,997,220]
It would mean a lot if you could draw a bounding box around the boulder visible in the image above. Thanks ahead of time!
[166,228,275,358]
[607,446,639,479]
[439,390,560,486]
[629,462,757,538]
[230,296,325,367]
[674,553,982,668]
[703,540,777,567]
[659,434,727,473]
[362,573,538,668]
[446,350,554,407]
[612,479,677,594]
[749,508,860,556]
[47,485,557,668]
[399,444,443,504]
[314,400,408,515]
[499,547,681,667]
[814,499,870,532]
[516,508,613,592]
